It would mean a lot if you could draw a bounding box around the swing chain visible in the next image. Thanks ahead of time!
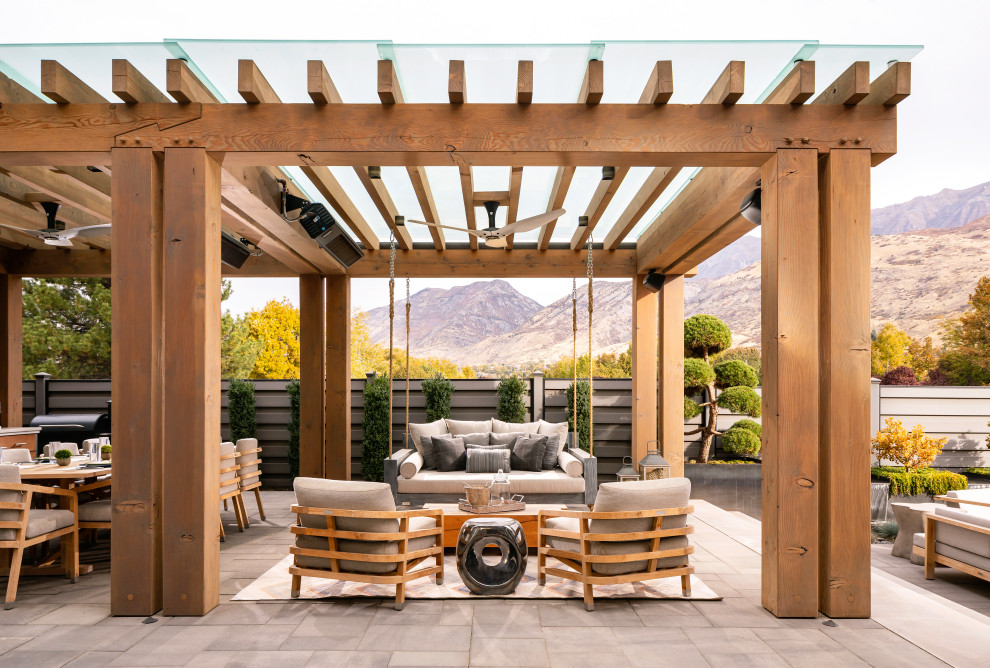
[387,233,396,455]
[587,236,594,456]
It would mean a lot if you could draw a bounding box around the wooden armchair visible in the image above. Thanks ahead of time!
[235,438,265,523]
[537,478,695,611]
[219,442,246,540]
[0,467,80,609]
[289,478,443,610]
[914,495,990,583]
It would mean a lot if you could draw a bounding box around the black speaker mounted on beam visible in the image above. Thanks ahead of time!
[642,269,666,293]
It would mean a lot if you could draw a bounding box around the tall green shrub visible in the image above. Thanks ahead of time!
[496,375,527,423]
[566,380,591,452]
[286,379,300,480]
[227,379,257,442]
[421,372,455,422]
[362,375,391,482]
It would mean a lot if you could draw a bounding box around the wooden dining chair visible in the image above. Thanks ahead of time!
[219,442,246,541]
[0,450,33,464]
[76,478,112,534]
[235,438,265,524]
[0,465,80,608]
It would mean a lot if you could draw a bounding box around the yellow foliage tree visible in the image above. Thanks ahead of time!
[247,299,301,379]
[906,335,941,380]
[349,309,476,379]
[871,417,948,470]
[871,323,910,377]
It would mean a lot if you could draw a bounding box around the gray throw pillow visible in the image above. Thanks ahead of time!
[459,432,490,447]
[490,432,525,450]
[465,448,511,473]
[538,433,564,470]
[432,436,466,472]
[419,435,439,470]
[511,435,548,472]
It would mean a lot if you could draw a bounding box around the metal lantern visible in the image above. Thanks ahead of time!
[616,456,640,482]
[639,441,671,480]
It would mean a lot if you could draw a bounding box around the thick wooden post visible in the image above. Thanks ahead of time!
[631,276,658,466]
[658,275,684,477]
[162,148,222,616]
[761,149,820,618]
[819,149,872,617]
[0,275,22,427]
[110,147,164,615]
[299,274,326,478]
[325,275,351,480]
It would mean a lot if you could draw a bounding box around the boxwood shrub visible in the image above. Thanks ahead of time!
[872,466,968,497]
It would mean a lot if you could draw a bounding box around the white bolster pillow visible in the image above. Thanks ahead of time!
[557,451,583,478]
[400,451,424,479]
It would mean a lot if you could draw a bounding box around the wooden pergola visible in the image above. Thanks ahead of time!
[0,42,911,619]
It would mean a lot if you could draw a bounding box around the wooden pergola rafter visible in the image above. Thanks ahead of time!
[0,48,910,625]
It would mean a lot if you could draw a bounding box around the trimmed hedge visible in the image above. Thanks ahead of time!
[717,386,762,417]
[496,375,527,423]
[421,373,454,422]
[683,314,732,357]
[684,395,702,420]
[684,358,715,391]
[714,360,759,389]
[722,428,761,457]
[362,375,391,483]
[872,466,968,497]
[732,419,762,438]
[566,380,591,453]
[286,379,300,480]
[228,378,257,442]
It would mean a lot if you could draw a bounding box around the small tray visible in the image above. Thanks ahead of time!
[458,500,526,514]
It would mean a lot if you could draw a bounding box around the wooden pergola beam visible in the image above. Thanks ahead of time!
[167,59,219,103]
[706,61,745,105]
[112,59,170,104]
[41,60,107,104]
[570,166,630,249]
[602,166,679,250]
[813,61,870,105]
[354,166,413,250]
[516,61,533,104]
[579,60,604,105]
[307,60,342,104]
[407,166,445,250]
[642,61,674,105]
[503,166,523,249]
[0,274,22,427]
[769,60,816,105]
[349,248,637,278]
[859,61,911,106]
[299,166,377,250]
[0,171,110,250]
[238,60,280,104]
[0,71,43,104]
[448,60,466,104]
[458,164,479,250]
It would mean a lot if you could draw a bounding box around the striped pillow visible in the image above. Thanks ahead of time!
[465,448,511,473]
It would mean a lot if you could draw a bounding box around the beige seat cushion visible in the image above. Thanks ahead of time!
[927,507,990,558]
[445,419,492,435]
[79,499,111,523]
[0,465,23,540]
[235,438,261,487]
[293,478,436,574]
[408,419,449,457]
[1,449,33,464]
[397,469,584,495]
[546,478,691,576]
[493,419,540,434]
[944,490,990,520]
[913,531,990,573]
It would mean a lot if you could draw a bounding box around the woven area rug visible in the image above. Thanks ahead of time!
[233,555,721,601]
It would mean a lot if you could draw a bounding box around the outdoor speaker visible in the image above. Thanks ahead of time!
[642,269,665,293]
[220,231,252,269]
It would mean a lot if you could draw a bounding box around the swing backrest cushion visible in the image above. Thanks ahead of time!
[492,419,540,433]
[446,419,493,435]
[410,419,449,468]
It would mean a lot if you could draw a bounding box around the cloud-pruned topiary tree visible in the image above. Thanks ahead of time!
[682,315,762,463]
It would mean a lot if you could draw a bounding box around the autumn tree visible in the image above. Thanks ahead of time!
[247,298,301,379]
[682,315,761,463]
[22,278,112,379]
[221,281,261,379]
[543,344,633,379]
[871,323,910,377]
[940,276,990,385]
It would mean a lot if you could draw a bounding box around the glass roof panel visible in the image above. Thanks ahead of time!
[427,166,472,244]
[774,44,923,103]
[512,167,557,243]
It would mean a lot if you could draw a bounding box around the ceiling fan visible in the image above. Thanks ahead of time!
[0,201,110,248]
[407,201,565,248]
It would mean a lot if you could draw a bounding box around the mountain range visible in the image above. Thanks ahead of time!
[365,180,990,365]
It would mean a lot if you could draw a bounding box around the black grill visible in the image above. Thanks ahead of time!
[29,413,110,453]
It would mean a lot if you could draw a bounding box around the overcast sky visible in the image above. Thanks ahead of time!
[5,0,988,314]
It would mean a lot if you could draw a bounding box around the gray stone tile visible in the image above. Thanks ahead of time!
[31,603,110,626]
[548,652,631,668]
[468,637,548,667]
[224,650,319,667]
[693,598,783,628]
[684,628,776,656]
[437,601,473,626]
[0,603,63,625]
[611,627,709,667]
[15,624,155,652]
[356,624,470,653]
[205,625,295,651]
[0,650,83,667]
[305,651,391,667]
[537,600,643,627]
[543,627,619,654]
[170,602,286,626]
[63,652,124,667]
[388,650,469,666]
[699,653,789,666]
[471,604,542,638]
[107,626,229,666]
[0,636,30,653]
[821,628,950,667]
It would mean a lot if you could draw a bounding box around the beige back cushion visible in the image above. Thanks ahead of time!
[492,419,540,434]
[235,438,261,477]
[219,442,239,496]
[1,449,33,464]
[591,478,691,535]
[538,420,569,437]
[446,418,492,435]
[0,465,22,540]
[293,478,398,534]
[409,419,449,455]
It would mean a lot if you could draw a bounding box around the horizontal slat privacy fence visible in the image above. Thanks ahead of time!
[20,379,990,487]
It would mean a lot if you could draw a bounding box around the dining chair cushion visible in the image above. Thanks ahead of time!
[47,443,80,456]
[293,478,435,574]
[1,449,33,464]
[219,442,239,496]
[23,509,75,539]
[79,500,111,523]
[235,438,261,484]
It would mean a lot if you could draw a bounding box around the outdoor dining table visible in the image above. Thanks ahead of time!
[13,457,111,576]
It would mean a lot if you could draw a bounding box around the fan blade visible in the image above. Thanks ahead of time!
[63,224,111,239]
[0,223,46,239]
[44,237,74,247]
[406,219,488,238]
[495,209,566,237]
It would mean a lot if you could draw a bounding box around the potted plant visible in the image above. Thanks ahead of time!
[54,449,73,467]
[100,444,112,461]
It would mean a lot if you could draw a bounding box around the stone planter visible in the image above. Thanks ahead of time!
[870,481,934,522]
[56,457,71,467]
[684,462,762,519]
